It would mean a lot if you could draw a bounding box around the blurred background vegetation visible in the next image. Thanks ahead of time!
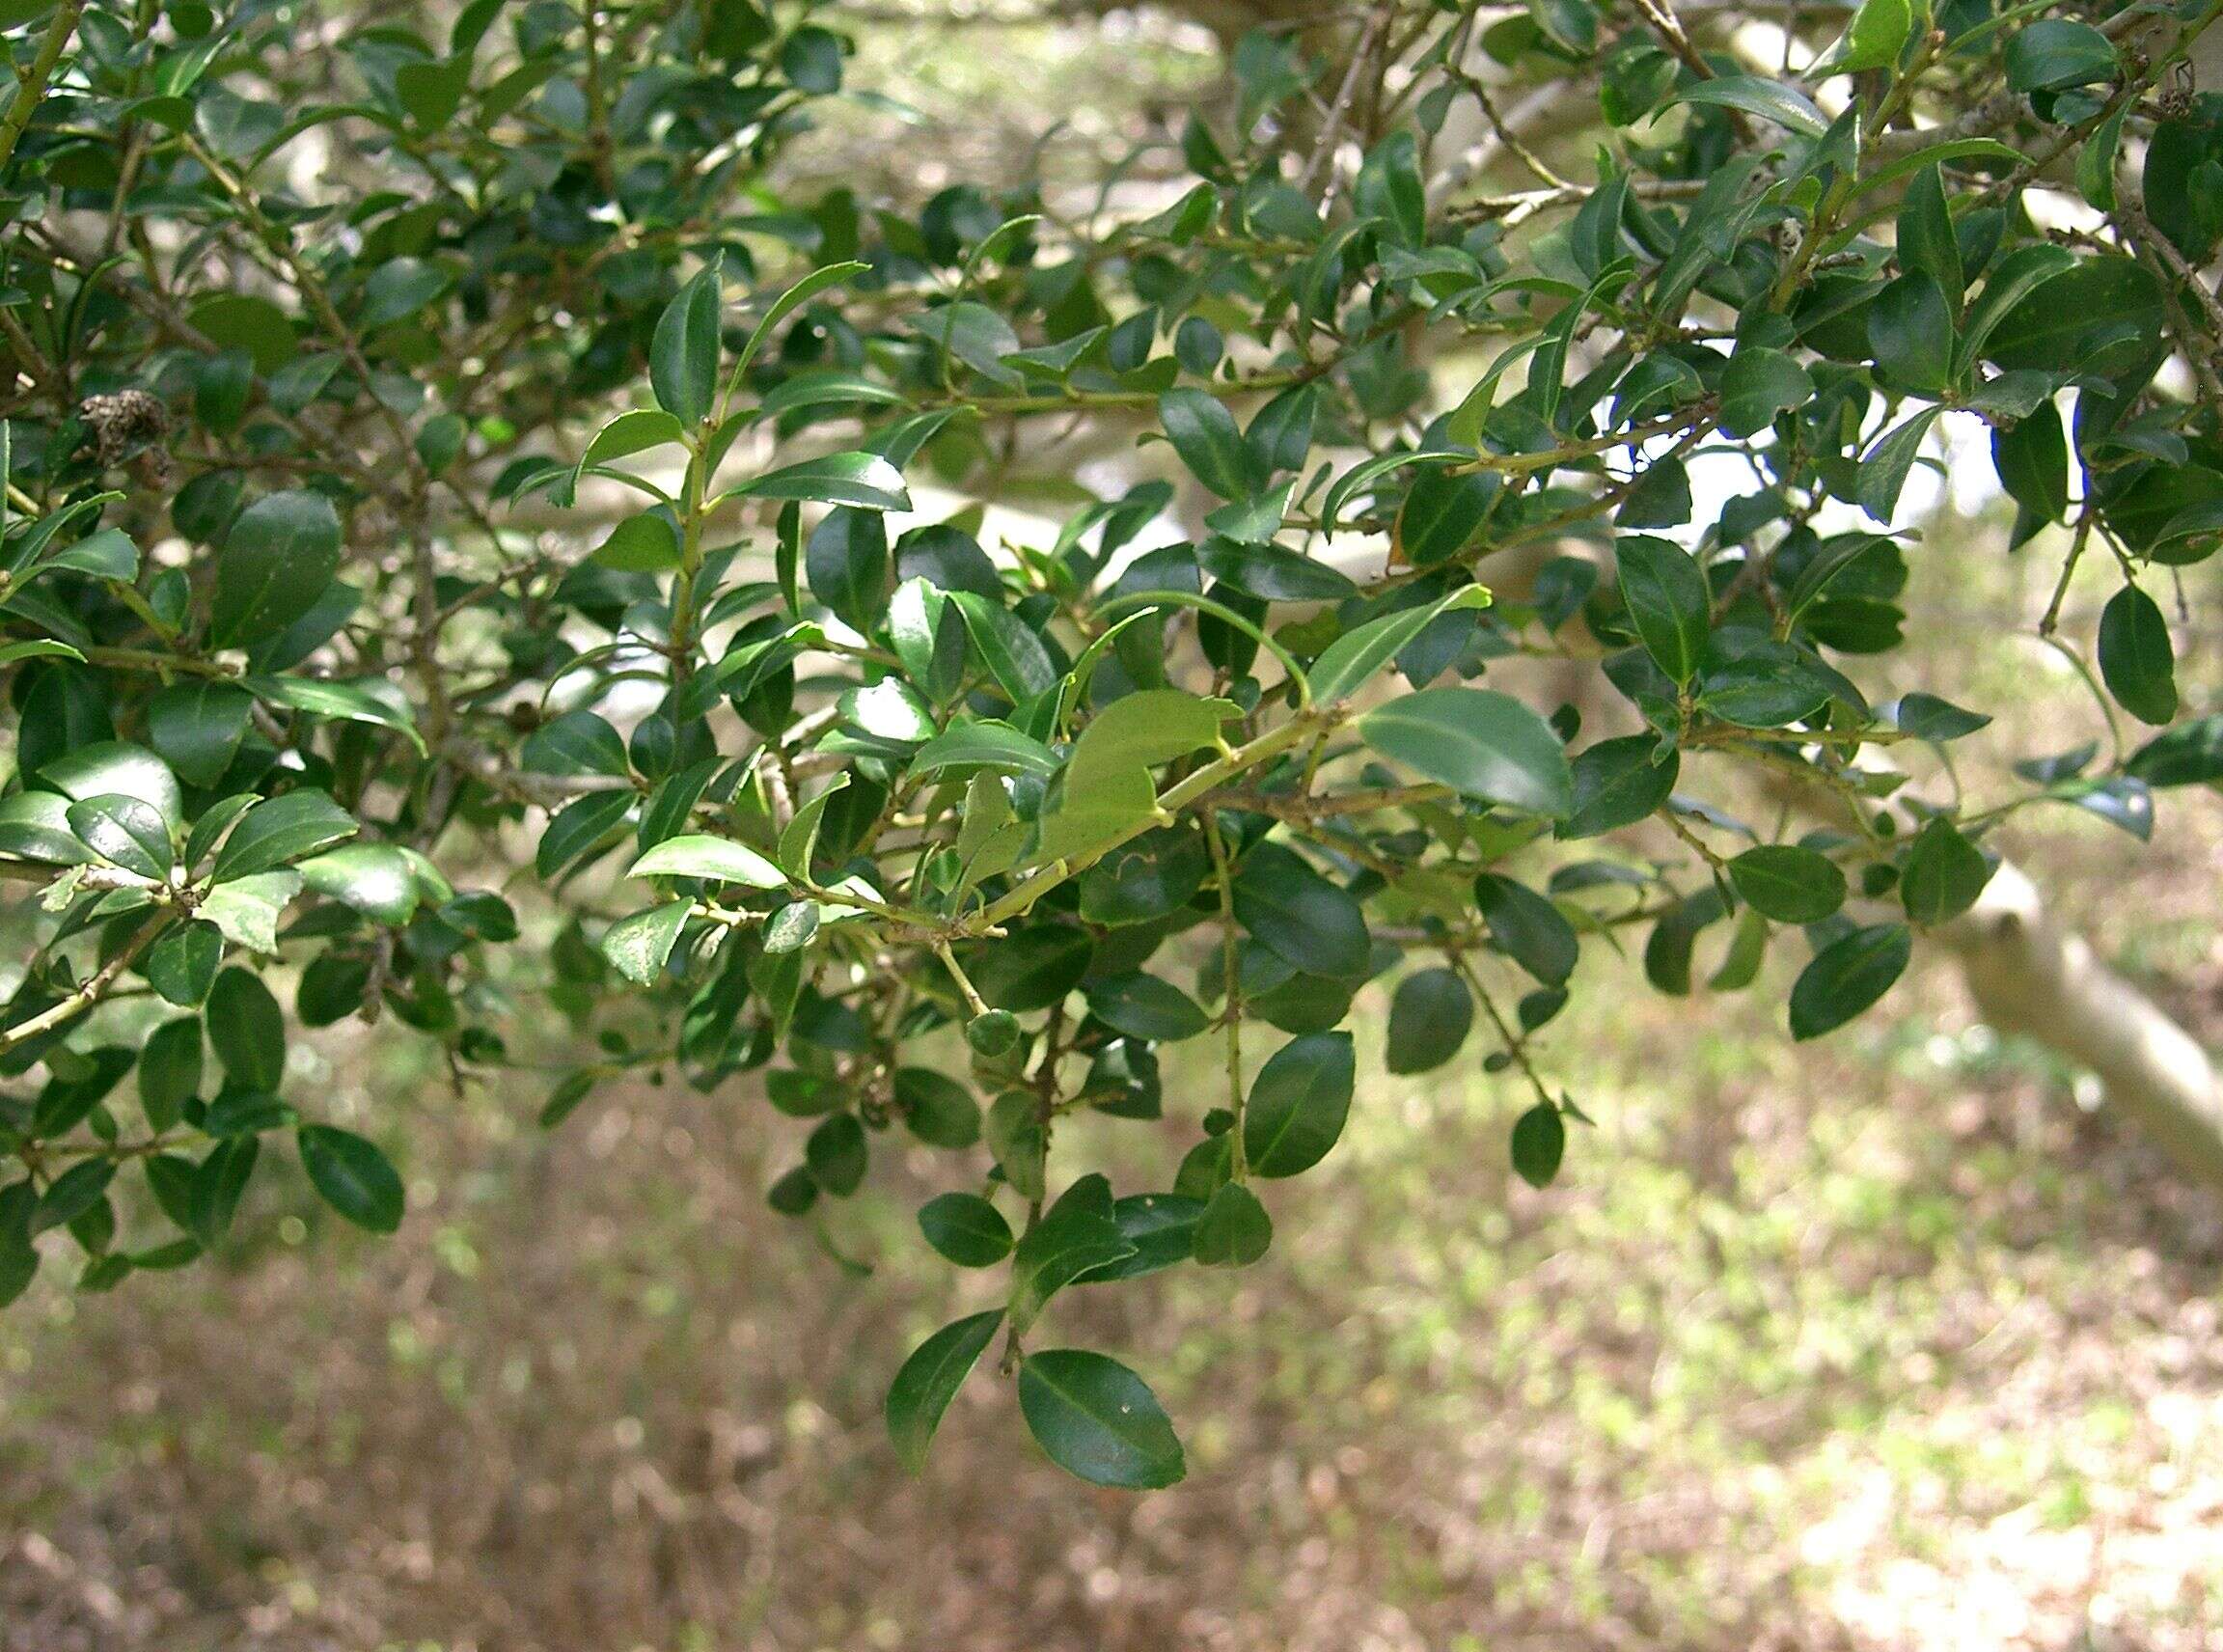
[7,6,2223,1650]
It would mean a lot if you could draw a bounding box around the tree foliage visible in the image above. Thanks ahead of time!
[2,0,2222,1485]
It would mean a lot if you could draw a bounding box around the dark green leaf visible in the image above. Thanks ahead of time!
[886,1309,1002,1473]
[210,789,358,881]
[297,1124,403,1232]
[1729,844,1846,923]
[1901,817,1991,924]
[2098,583,2177,726]
[209,490,343,648]
[1613,535,1710,683]
[1560,734,1678,838]
[1231,842,1370,980]
[1159,388,1264,500]
[917,1193,1013,1266]
[1192,1181,1272,1267]
[1510,1101,1565,1187]
[1789,922,1911,1039]
[1018,1349,1185,1489]
[207,966,286,1090]
[1359,687,1573,817]
[650,262,722,426]
[1385,967,1473,1074]
[1242,1031,1354,1178]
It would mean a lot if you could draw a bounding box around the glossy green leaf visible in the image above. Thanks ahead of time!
[1242,1031,1354,1178]
[1359,688,1573,817]
[1385,966,1473,1074]
[650,262,722,426]
[627,834,786,888]
[210,490,343,647]
[1788,923,1911,1039]
[297,1124,403,1232]
[1017,1349,1185,1489]
[886,1309,1003,1474]
[1729,844,1846,923]
[2098,584,2177,726]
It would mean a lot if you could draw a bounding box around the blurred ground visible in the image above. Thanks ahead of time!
[5,494,2223,1652]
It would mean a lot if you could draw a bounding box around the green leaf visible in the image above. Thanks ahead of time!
[966,925,1094,1013]
[2126,715,2223,787]
[592,510,681,572]
[806,1113,866,1197]
[806,507,891,636]
[893,1067,981,1148]
[1855,406,1942,524]
[210,789,358,881]
[147,681,253,787]
[577,408,687,472]
[1473,872,1578,984]
[1084,972,1210,1042]
[1319,450,1466,532]
[2004,19,2116,92]
[1510,1101,1566,1187]
[297,1124,403,1232]
[1901,817,1991,925]
[65,794,172,879]
[909,721,1058,780]
[1834,0,1911,71]
[1867,273,1956,395]
[358,257,451,329]
[1560,734,1678,838]
[601,899,692,984]
[885,1309,1003,1473]
[1306,585,1492,705]
[2098,584,2178,726]
[1066,690,1238,795]
[725,451,911,512]
[1669,75,1828,138]
[209,490,344,648]
[297,843,420,925]
[206,966,286,1090]
[198,869,301,952]
[145,921,223,1007]
[917,1193,1013,1266]
[1008,1175,1133,1330]
[40,743,183,841]
[43,525,139,580]
[1385,966,1474,1074]
[627,833,786,888]
[1897,164,1963,309]
[1892,692,1992,743]
[1017,1349,1186,1489]
[1613,535,1710,683]
[1729,844,1846,923]
[949,591,1057,702]
[1990,399,2069,545]
[138,1017,203,1131]
[1359,687,1573,817]
[1192,1181,1272,1267]
[730,261,870,396]
[1243,1030,1355,1178]
[250,675,421,755]
[1716,347,1813,438]
[1232,841,1370,980]
[650,262,722,427]
[1957,244,2079,372]
[521,709,629,777]
[1789,922,1911,1039]
[0,791,89,865]
[1159,388,1264,500]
